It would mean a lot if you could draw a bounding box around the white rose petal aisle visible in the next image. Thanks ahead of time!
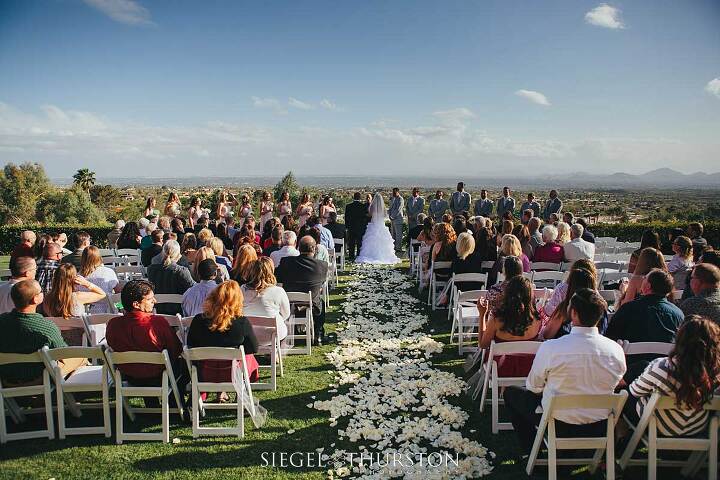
[312,264,494,479]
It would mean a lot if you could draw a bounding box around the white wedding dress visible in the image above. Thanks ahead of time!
[355,193,401,265]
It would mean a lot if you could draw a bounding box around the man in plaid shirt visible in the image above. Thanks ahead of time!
[35,242,63,293]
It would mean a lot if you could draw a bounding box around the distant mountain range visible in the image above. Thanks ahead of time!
[53,168,720,189]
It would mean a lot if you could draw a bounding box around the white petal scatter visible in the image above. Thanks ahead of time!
[313,265,493,478]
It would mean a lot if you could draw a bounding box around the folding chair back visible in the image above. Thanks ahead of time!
[621,341,673,356]
[480,261,495,271]
[104,348,183,444]
[98,248,116,257]
[560,261,573,271]
[113,265,145,281]
[115,248,140,257]
[0,351,54,443]
[595,262,623,272]
[0,269,11,281]
[452,289,487,355]
[155,313,186,345]
[532,271,565,287]
[102,256,126,267]
[527,391,628,480]
[531,262,561,271]
[334,238,345,271]
[285,291,314,355]
[83,313,118,347]
[40,346,111,439]
[246,316,283,391]
[46,316,89,346]
[600,271,630,286]
[107,293,123,313]
[183,346,253,438]
[448,272,488,320]
[427,260,452,310]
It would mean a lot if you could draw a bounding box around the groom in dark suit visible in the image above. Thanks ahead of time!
[344,192,369,258]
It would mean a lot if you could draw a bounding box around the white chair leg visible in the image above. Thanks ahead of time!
[56,375,66,440]
[0,391,6,444]
[115,371,123,445]
[491,363,499,434]
[708,417,718,480]
[161,374,169,444]
[102,376,111,438]
[191,370,199,439]
[548,420,557,480]
[648,418,657,480]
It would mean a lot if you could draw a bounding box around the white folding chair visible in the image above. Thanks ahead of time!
[246,316,283,391]
[530,262,561,271]
[328,251,339,287]
[427,260,452,310]
[285,292,314,355]
[98,248,116,257]
[480,260,495,271]
[334,238,345,271]
[479,340,543,433]
[521,271,535,282]
[600,271,630,287]
[40,346,111,439]
[408,239,420,273]
[533,288,552,309]
[182,346,255,438]
[560,261,574,272]
[532,271,565,288]
[321,280,330,309]
[104,348,184,444]
[672,290,684,302]
[113,265,145,282]
[155,313,187,346]
[46,316,90,346]
[83,313,118,347]
[447,273,488,321]
[0,269,11,281]
[526,392,628,480]
[599,289,619,305]
[595,262,623,272]
[107,293,123,314]
[153,294,185,314]
[102,256,126,267]
[454,290,487,355]
[621,341,673,356]
[0,351,55,443]
[115,248,140,258]
[619,392,720,480]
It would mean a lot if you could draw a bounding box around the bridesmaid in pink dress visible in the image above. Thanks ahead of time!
[258,191,274,235]
[296,192,313,227]
[319,196,337,226]
[278,191,292,222]
[237,194,253,228]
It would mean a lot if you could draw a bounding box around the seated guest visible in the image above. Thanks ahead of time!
[209,237,232,270]
[527,217,543,254]
[533,224,563,264]
[264,226,283,257]
[544,259,597,317]
[628,229,661,274]
[140,223,158,250]
[495,219,513,248]
[10,230,37,262]
[425,222,457,285]
[275,236,328,345]
[186,280,260,386]
[620,248,667,307]
[138,217,150,237]
[141,229,164,267]
[450,232,485,291]
[667,235,694,288]
[325,211,345,240]
[147,240,195,314]
[662,227,686,256]
[80,246,120,313]
[0,280,86,383]
[452,216,468,236]
[303,226,332,266]
[540,267,601,339]
[520,209,533,226]
[563,224,595,262]
[512,224,533,260]
[408,213,426,242]
[106,280,186,406]
[687,222,707,262]
[180,233,198,264]
[306,215,334,251]
[54,232,72,255]
[484,256,523,312]
[182,258,219,317]
[606,269,684,382]
[575,218,595,244]
[681,250,720,302]
[117,221,142,250]
[0,257,37,314]
[231,244,258,285]
[260,218,278,250]
[241,257,290,341]
[625,316,720,438]
[487,234,529,287]
[42,264,106,345]
[61,231,91,269]
[35,242,63,293]
[171,218,185,245]
[196,228,214,249]
[555,221,571,245]
[417,217,436,269]
[477,276,547,376]
[34,234,51,259]
[192,246,229,283]
[680,263,720,324]
[270,230,299,268]
[504,288,626,455]
[562,211,574,224]
[216,222,234,252]
[473,226,497,263]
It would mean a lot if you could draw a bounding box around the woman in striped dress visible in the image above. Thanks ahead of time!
[626,315,720,437]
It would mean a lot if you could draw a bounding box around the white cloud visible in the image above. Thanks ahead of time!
[585,4,625,29]
[514,89,551,106]
[288,97,315,110]
[251,96,288,115]
[320,99,342,111]
[432,107,476,124]
[83,0,154,26]
[705,78,720,99]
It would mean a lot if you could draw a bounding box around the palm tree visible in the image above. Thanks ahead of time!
[72,168,96,193]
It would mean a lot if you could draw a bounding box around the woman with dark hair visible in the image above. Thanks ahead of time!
[215,222,234,251]
[484,255,524,312]
[188,197,203,230]
[628,229,661,274]
[512,224,532,260]
[452,217,468,236]
[625,315,720,437]
[477,276,547,376]
[143,196,159,218]
[171,217,185,245]
[474,226,498,263]
[620,247,667,306]
[260,218,278,249]
[417,217,435,273]
[496,219,513,247]
[319,195,335,226]
[117,221,142,249]
[540,267,602,339]
[281,214,298,235]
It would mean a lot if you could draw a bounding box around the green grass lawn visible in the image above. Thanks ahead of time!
[0,260,697,479]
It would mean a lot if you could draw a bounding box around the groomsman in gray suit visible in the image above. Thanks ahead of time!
[406,187,425,230]
[473,189,493,217]
[496,186,516,218]
[388,188,405,252]
[449,182,471,215]
[428,190,449,222]
[542,189,563,222]
[520,193,541,219]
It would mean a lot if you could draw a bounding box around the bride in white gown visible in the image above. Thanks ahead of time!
[355,192,401,265]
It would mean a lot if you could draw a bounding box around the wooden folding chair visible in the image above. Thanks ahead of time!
[526,392,628,480]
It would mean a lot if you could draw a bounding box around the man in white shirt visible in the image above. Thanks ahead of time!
[504,288,626,454]
[0,257,38,314]
[563,223,595,262]
[270,230,300,267]
[181,259,218,317]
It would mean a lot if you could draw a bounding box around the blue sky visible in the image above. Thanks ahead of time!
[0,0,718,178]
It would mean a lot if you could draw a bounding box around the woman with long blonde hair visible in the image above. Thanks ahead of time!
[231,243,258,285]
[241,257,290,341]
[80,246,120,313]
[192,246,229,283]
[556,221,571,245]
[42,263,106,344]
[186,280,260,386]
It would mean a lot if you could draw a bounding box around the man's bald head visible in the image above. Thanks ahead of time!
[10,256,37,279]
[298,235,317,255]
[43,242,62,259]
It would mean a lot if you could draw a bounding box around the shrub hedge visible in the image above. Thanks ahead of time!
[0,221,718,255]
